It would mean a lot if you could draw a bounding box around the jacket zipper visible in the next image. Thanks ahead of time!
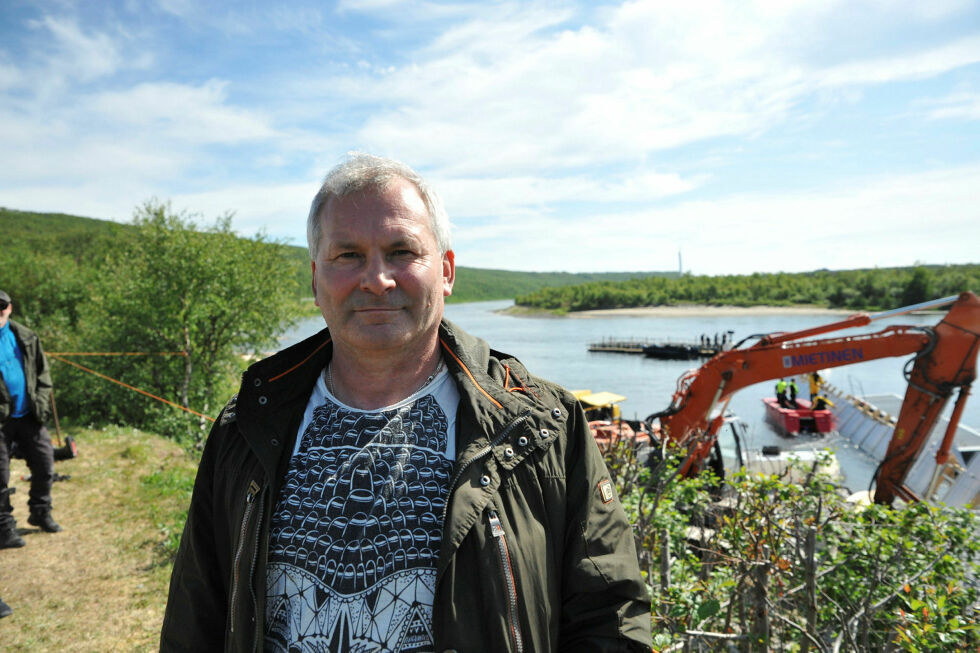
[248,488,265,653]
[489,510,525,653]
[230,480,260,637]
[440,410,531,531]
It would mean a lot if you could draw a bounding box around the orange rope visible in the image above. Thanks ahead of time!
[268,337,330,382]
[48,351,188,357]
[48,353,215,423]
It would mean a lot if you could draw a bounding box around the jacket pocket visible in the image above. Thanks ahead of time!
[488,509,525,653]
[230,479,262,639]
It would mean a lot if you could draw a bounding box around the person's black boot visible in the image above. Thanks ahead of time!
[0,526,25,548]
[28,509,62,533]
[0,597,12,618]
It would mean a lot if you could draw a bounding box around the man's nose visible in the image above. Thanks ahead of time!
[359,255,397,294]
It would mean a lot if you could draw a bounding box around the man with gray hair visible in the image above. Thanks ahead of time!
[161,153,651,652]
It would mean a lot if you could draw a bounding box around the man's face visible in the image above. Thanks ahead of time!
[311,178,455,356]
[0,302,10,329]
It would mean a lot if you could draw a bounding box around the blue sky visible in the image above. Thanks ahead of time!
[1,0,978,275]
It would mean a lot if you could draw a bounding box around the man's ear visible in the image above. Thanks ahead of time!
[442,250,456,297]
[311,261,319,306]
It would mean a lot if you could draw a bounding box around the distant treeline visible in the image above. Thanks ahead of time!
[515,265,980,312]
[450,267,677,303]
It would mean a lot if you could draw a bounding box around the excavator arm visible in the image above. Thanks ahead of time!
[647,292,980,504]
[875,293,980,503]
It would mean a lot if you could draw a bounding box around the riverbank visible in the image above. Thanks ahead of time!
[501,303,853,318]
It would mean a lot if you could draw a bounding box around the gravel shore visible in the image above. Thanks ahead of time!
[566,304,854,318]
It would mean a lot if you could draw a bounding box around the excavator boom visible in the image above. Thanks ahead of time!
[648,292,980,504]
[874,292,980,503]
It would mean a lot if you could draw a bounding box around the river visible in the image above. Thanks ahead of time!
[281,300,979,493]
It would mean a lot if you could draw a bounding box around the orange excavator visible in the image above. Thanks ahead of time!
[644,291,980,504]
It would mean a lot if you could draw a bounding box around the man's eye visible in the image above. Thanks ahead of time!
[337,252,361,260]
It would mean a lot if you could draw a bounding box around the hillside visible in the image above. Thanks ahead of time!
[0,207,133,264]
[450,266,676,303]
[1,207,674,303]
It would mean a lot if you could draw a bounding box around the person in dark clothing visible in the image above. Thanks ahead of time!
[160,154,651,652]
[0,595,11,618]
[0,289,61,549]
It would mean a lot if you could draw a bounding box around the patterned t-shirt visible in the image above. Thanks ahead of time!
[264,367,458,653]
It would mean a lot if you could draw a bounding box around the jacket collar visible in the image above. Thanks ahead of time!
[5,320,31,343]
[238,317,517,415]
[438,319,532,429]
[438,318,566,460]
[234,326,333,476]
[232,317,566,474]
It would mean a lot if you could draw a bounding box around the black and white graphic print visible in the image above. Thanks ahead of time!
[265,393,453,653]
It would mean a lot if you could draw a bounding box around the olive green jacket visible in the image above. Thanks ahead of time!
[0,320,53,425]
[160,319,652,652]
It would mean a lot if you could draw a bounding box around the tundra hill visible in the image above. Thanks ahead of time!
[1,206,676,303]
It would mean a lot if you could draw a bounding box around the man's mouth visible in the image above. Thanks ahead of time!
[351,305,404,319]
[353,306,400,312]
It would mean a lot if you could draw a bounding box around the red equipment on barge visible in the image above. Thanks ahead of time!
[762,397,834,436]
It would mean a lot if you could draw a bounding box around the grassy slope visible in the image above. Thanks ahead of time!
[0,207,132,264]
[2,207,674,303]
[1,426,197,652]
[0,207,131,237]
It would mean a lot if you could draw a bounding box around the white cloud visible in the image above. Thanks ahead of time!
[335,0,475,21]
[86,80,280,144]
[306,0,980,178]
[336,0,410,12]
[819,35,980,86]
[436,170,700,220]
[0,56,22,90]
[154,0,195,19]
[449,164,980,274]
[0,75,282,193]
[152,0,325,36]
[918,89,980,121]
[167,181,319,239]
[29,14,126,82]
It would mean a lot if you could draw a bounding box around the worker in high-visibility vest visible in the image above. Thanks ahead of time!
[813,395,835,410]
[788,379,799,408]
[775,378,788,407]
[809,371,823,399]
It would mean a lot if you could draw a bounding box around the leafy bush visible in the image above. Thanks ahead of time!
[2,201,301,443]
[601,440,980,651]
